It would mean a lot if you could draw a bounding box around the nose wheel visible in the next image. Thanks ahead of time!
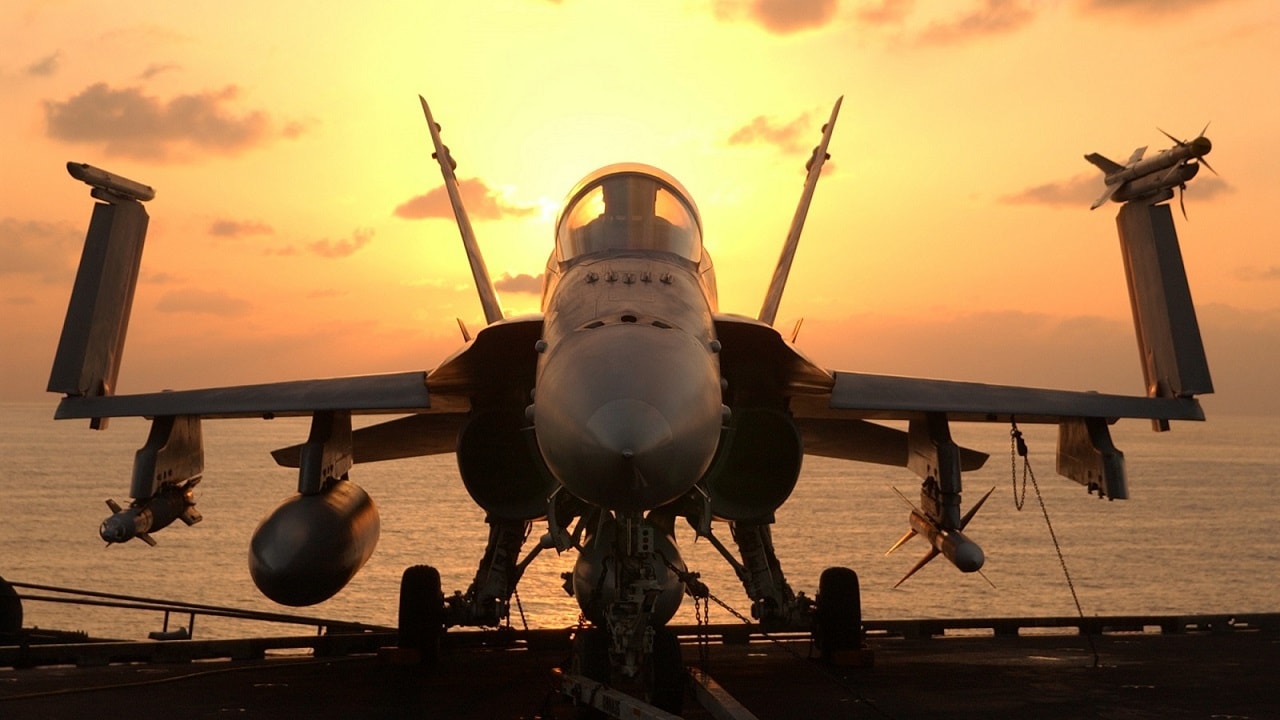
[642,627,686,714]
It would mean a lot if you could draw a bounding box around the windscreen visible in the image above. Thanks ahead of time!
[557,170,701,262]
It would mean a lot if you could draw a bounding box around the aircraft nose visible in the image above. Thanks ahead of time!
[585,398,672,461]
[534,324,722,512]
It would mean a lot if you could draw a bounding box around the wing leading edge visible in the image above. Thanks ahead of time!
[802,371,1205,424]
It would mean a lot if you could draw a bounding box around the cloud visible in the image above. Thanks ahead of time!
[807,310,1143,392]
[494,272,544,294]
[143,270,180,284]
[1001,170,1232,208]
[714,0,839,35]
[916,0,1036,45]
[1072,0,1230,17]
[43,83,294,161]
[1185,175,1233,201]
[857,0,913,24]
[0,218,80,282]
[307,227,374,258]
[1236,267,1280,282]
[25,52,61,77]
[210,219,274,237]
[1000,173,1101,207]
[138,63,181,80]
[728,111,813,154]
[394,178,537,221]
[155,288,252,316]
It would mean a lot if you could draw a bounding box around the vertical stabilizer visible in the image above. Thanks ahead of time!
[1115,202,1213,427]
[419,96,503,326]
[48,164,153,426]
[758,97,842,326]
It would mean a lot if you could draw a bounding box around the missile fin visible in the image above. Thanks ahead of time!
[180,507,203,526]
[1126,146,1148,164]
[886,528,917,556]
[893,548,939,589]
[1084,152,1125,175]
[137,532,157,547]
[958,486,995,529]
[1090,181,1120,210]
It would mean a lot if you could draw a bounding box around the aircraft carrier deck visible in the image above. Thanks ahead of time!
[3,614,1277,719]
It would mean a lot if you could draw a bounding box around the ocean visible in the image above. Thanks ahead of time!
[2,402,1277,641]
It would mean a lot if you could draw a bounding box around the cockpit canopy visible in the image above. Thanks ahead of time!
[555,164,702,263]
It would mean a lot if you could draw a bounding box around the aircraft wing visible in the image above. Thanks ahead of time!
[270,315,544,466]
[54,372,432,420]
[714,314,1204,479]
[55,316,543,471]
[795,371,1204,424]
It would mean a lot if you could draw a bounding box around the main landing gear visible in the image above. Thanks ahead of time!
[812,566,867,665]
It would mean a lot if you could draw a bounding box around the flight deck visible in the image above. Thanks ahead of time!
[4,615,1276,719]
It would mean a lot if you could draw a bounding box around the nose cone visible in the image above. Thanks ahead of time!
[534,325,722,512]
[100,515,132,544]
[950,540,985,573]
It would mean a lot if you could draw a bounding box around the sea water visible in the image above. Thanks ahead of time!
[2,402,1276,640]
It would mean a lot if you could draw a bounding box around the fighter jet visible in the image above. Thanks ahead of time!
[48,97,1211,711]
[1086,127,1216,216]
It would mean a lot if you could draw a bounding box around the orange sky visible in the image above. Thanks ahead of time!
[3,0,1278,414]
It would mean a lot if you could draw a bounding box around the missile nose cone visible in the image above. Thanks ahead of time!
[100,517,128,543]
[951,541,985,573]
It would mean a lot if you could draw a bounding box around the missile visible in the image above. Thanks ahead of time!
[101,477,203,546]
[1086,128,1214,211]
[66,162,156,202]
[887,486,994,588]
[1112,161,1198,204]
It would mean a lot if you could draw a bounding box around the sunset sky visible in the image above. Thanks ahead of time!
[3,0,1278,414]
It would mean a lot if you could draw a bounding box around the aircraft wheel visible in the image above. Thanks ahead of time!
[571,626,612,719]
[398,565,444,664]
[813,566,862,663]
[643,627,686,715]
[572,625,612,682]
[0,575,21,635]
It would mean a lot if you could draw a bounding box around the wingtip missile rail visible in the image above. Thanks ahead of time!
[67,162,156,203]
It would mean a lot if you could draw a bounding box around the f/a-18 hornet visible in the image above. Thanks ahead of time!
[49,97,1211,709]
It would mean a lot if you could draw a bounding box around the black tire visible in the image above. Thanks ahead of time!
[573,625,612,683]
[398,565,444,664]
[644,627,686,715]
[0,575,21,636]
[572,626,612,720]
[814,566,862,663]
